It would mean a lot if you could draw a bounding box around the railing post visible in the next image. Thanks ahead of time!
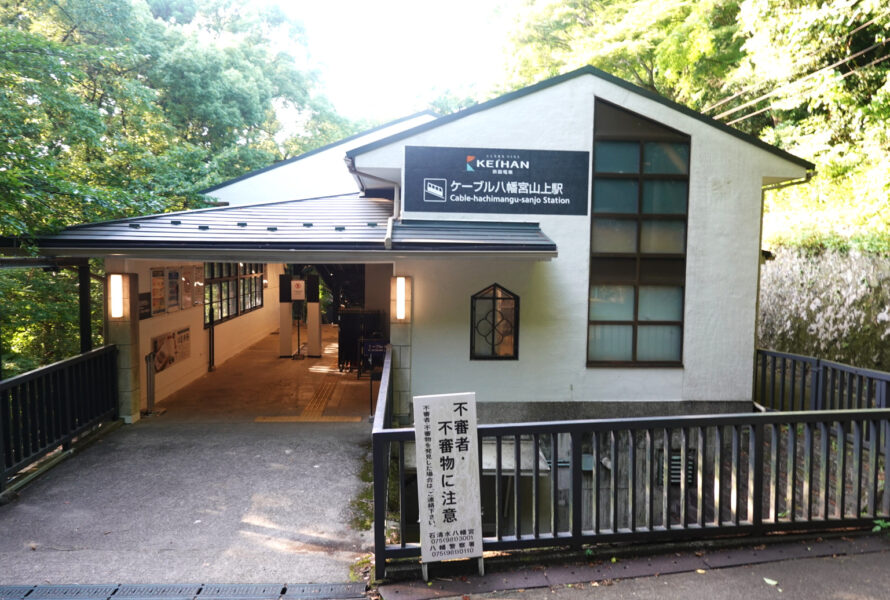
[570,430,583,544]
[110,347,120,420]
[0,387,8,492]
[814,360,824,411]
[752,421,764,532]
[372,433,389,580]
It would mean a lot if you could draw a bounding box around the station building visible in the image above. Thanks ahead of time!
[23,66,814,423]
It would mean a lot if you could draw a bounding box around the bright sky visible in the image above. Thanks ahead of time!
[276,0,520,123]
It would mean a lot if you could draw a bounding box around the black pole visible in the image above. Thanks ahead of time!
[208,282,216,372]
[78,264,91,354]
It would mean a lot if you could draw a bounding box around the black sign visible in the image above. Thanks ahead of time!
[404,146,589,215]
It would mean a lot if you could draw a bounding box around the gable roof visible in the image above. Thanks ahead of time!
[345,66,815,171]
[201,111,440,194]
[17,194,556,259]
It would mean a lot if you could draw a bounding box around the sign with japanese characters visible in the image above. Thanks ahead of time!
[413,392,483,564]
[404,146,589,215]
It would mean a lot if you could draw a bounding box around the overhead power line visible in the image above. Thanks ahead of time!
[725,52,890,126]
[702,11,890,114]
[714,38,890,120]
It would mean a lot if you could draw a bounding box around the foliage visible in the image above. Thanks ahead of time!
[736,0,890,248]
[0,264,105,378]
[758,248,890,371]
[0,0,357,239]
[505,0,744,110]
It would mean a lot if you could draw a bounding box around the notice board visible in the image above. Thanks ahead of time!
[413,392,483,565]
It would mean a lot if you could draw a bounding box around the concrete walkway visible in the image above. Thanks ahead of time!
[0,326,375,584]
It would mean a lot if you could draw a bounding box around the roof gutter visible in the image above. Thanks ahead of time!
[761,169,816,191]
[344,156,402,219]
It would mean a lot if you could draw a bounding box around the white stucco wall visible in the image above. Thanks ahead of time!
[354,74,809,405]
[106,258,283,410]
[205,114,437,206]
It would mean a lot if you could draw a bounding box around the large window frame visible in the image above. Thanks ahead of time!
[470,283,519,360]
[203,262,265,327]
[587,100,690,368]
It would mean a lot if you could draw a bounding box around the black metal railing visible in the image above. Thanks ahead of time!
[372,405,890,577]
[756,349,890,411]
[1,346,118,491]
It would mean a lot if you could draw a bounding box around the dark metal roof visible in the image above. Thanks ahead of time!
[392,220,557,253]
[36,194,392,250]
[19,195,556,258]
[200,111,440,194]
[345,66,815,172]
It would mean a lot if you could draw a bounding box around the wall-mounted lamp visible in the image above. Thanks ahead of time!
[391,275,412,323]
[109,273,125,319]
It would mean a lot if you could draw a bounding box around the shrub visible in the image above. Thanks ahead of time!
[758,248,890,371]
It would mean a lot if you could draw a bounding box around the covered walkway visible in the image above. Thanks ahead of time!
[0,326,374,584]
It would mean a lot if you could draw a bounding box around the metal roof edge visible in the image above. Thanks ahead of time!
[30,239,389,251]
[199,111,441,194]
[345,66,815,172]
[57,192,372,232]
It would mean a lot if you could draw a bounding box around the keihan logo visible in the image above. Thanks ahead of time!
[465,155,530,171]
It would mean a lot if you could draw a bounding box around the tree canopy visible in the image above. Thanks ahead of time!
[0,0,358,239]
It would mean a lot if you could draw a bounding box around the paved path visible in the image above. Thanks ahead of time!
[0,328,374,584]
[474,550,890,600]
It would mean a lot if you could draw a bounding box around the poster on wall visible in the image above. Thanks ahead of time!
[138,292,152,320]
[404,146,589,215]
[151,327,191,373]
[181,267,193,309]
[166,267,180,312]
[151,269,166,315]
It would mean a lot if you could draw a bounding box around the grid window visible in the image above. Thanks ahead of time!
[588,100,689,366]
[471,284,519,360]
[204,262,265,327]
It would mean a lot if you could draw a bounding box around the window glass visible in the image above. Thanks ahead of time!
[637,325,682,361]
[640,221,685,253]
[593,179,638,213]
[590,258,637,283]
[642,181,687,214]
[638,286,683,321]
[471,284,519,359]
[587,325,633,361]
[643,142,689,174]
[595,142,639,173]
[592,219,637,253]
[589,285,635,321]
[590,100,688,366]
[639,258,685,283]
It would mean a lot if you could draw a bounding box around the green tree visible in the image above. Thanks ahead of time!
[505,0,744,110]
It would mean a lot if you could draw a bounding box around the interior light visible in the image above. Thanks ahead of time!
[396,276,406,320]
[109,274,124,319]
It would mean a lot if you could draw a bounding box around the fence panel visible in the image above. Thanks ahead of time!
[0,346,118,491]
[373,406,890,577]
[755,349,890,413]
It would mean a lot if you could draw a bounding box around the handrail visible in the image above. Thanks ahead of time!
[372,345,393,434]
[0,346,117,388]
[1,346,118,491]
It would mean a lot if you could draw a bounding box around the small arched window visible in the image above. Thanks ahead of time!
[471,284,519,360]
